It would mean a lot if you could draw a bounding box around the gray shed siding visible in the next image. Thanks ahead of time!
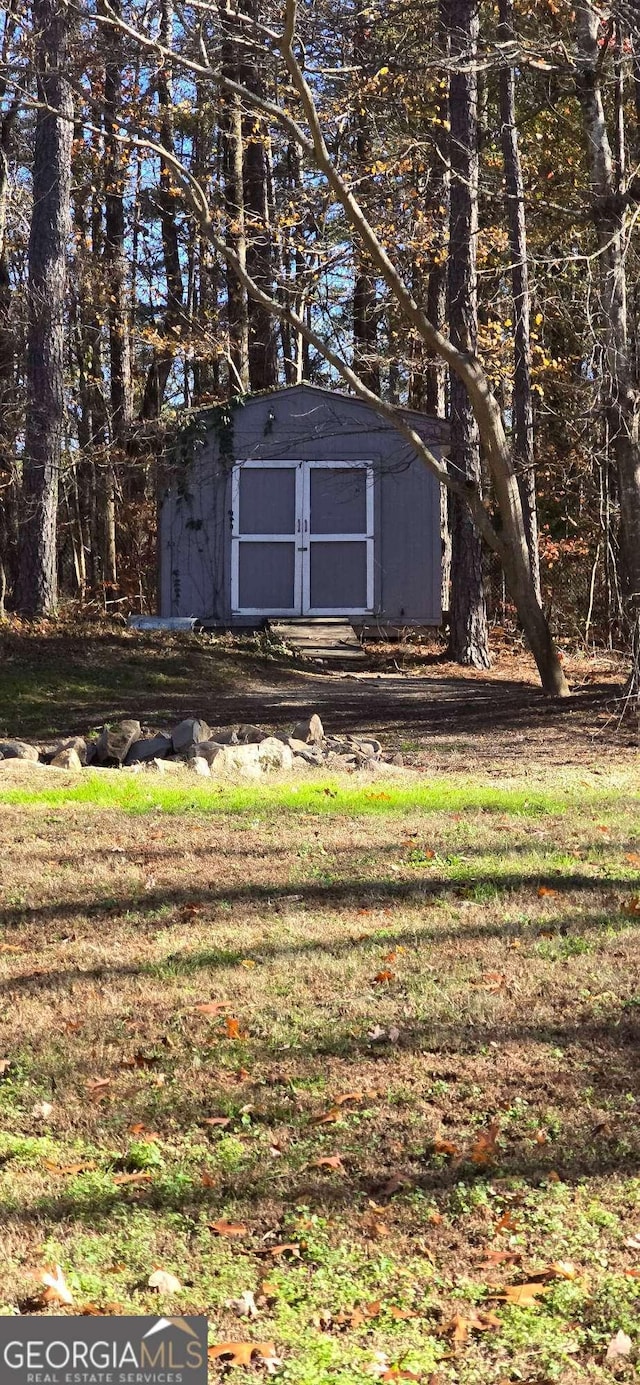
[159,384,445,625]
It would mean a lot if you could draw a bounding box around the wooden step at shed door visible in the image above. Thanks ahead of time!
[268,618,366,666]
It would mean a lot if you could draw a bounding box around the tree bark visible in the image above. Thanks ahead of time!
[576,5,640,690]
[499,0,541,604]
[16,0,73,615]
[240,0,278,391]
[446,0,490,667]
[221,1,250,393]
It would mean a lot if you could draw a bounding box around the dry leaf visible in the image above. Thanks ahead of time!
[209,1220,247,1237]
[605,1329,632,1361]
[86,1077,111,1100]
[334,1091,364,1106]
[44,1160,96,1176]
[388,1306,417,1321]
[481,972,506,991]
[624,1233,640,1251]
[148,1268,182,1294]
[622,896,640,916]
[224,1017,247,1039]
[39,1264,74,1306]
[128,1123,160,1140]
[112,1171,153,1185]
[226,1290,259,1319]
[495,1210,520,1233]
[623,1268,640,1279]
[203,1116,232,1128]
[311,1106,342,1125]
[267,1243,301,1260]
[543,1260,577,1281]
[537,885,559,898]
[372,970,395,984]
[201,1171,217,1188]
[432,1137,459,1158]
[471,1120,500,1166]
[444,1310,500,1344]
[194,1000,233,1015]
[477,1250,521,1269]
[307,1155,345,1171]
[494,1282,549,1306]
[208,1342,280,1373]
[624,851,640,866]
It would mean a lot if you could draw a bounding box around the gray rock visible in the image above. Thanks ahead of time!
[125,734,172,765]
[258,737,293,772]
[171,717,211,755]
[388,751,404,767]
[52,736,88,765]
[94,719,142,765]
[236,724,265,744]
[209,743,263,779]
[0,740,40,762]
[291,714,324,745]
[207,727,239,746]
[190,755,211,777]
[50,747,83,771]
[187,740,225,767]
[288,738,323,764]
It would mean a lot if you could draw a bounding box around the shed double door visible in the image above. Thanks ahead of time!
[231,461,374,616]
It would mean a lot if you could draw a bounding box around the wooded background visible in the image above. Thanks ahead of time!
[1,0,640,691]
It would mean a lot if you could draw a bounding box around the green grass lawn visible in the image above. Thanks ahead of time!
[0,769,639,1381]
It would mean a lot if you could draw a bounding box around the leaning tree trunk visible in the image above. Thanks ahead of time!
[446,0,490,667]
[576,5,640,693]
[16,0,73,615]
[499,0,541,604]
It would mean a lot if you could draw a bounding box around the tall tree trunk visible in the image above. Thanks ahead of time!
[16,0,73,615]
[140,0,185,419]
[576,6,640,690]
[499,0,541,604]
[221,1,250,393]
[240,0,278,391]
[352,15,380,394]
[101,0,131,588]
[446,0,490,667]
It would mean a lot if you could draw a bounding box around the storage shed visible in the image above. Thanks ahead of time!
[159,383,447,627]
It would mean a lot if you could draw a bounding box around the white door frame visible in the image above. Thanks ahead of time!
[303,461,374,616]
[231,460,302,616]
[231,460,374,616]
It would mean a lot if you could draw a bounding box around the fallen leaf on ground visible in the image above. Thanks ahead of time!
[624,1233,640,1251]
[542,1260,577,1280]
[622,896,640,915]
[535,1128,548,1144]
[334,1091,364,1106]
[495,1210,520,1233]
[226,1290,259,1319]
[194,1000,233,1015]
[112,1171,153,1185]
[209,1220,247,1237]
[224,1017,247,1039]
[307,1155,345,1171]
[380,1175,405,1197]
[623,1267,640,1278]
[203,1116,232,1128]
[310,1106,342,1125]
[444,1310,500,1344]
[265,1243,301,1260]
[471,1120,500,1166]
[148,1269,182,1294]
[86,1077,111,1099]
[44,1160,96,1176]
[128,1123,160,1140]
[477,1250,521,1269]
[388,1306,417,1321]
[493,1282,549,1306]
[480,972,506,991]
[38,1264,74,1306]
[372,970,395,984]
[624,851,640,865]
[208,1342,280,1373]
[605,1329,632,1361]
[432,1137,459,1158]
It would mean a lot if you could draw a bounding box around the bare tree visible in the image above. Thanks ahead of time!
[499,0,540,604]
[446,0,490,668]
[16,0,73,615]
